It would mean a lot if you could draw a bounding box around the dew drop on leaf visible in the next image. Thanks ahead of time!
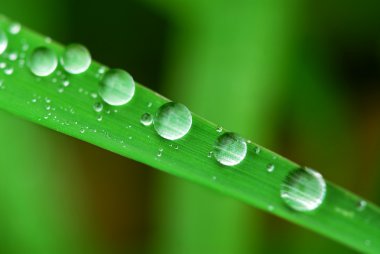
[281,167,326,212]
[61,44,91,74]
[140,113,153,126]
[213,132,247,166]
[153,102,192,140]
[99,69,135,106]
[267,164,275,173]
[93,102,104,113]
[9,22,21,34]
[28,47,58,77]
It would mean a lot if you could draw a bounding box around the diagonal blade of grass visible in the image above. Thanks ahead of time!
[0,16,379,253]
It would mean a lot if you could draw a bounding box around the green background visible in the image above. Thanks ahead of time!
[0,0,379,253]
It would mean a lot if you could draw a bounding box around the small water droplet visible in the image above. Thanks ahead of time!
[212,176,217,181]
[0,62,6,69]
[98,66,106,74]
[80,128,85,134]
[216,126,223,132]
[153,102,192,140]
[208,151,213,158]
[157,148,163,157]
[147,102,153,108]
[268,205,274,211]
[45,37,52,44]
[254,146,261,154]
[28,47,58,76]
[22,43,29,51]
[58,87,64,93]
[213,132,247,166]
[267,164,275,173]
[9,23,21,34]
[63,80,70,87]
[174,145,179,150]
[97,115,103,122]
[61,44,92,74]
[0,29,7,55]
[4,67,13,75]
[357,200,367,211]
[140,113,153,126]
[93,102,104,113]
[8,52,17,61]
[99,69,135,106]
[281,167,326,212]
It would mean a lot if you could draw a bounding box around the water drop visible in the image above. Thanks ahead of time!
[208,151,213,158]
[8,52,17,61]
[4,67,13,75]
[157,148,163,157]
[0,29,7,54]
[61,44,91,74]
[267,164,275,173]
[63,80,70,87]
[9,23,21,34]
[45,37,52,44]
[216,126,223,133]
[357,200,367,211]
[153,102,192,140]
[254,146,261,154]
[140,113,153,126]
[213,132,247,166]
[99,69,135,106]
[97,115,103,122]
[80,128,85,134]
[93,102,103,113]
[0,62,6,68]
[281,167,326,212]
[28,47,58,76]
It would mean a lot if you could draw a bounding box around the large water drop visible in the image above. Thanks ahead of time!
[213,132,247,166]
[281,167,326,212]
[153,102,192,140]
[99,69,135,106]
[61,44,91,74]
[28,47,58,76]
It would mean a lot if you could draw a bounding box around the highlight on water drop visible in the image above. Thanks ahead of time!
[61,43,92,74]
[99,69,135,106]
[281,167,326,212]
[28,47,58,77]
[0,29,7,55]
[153,102,192,140]
[213,132,247,166]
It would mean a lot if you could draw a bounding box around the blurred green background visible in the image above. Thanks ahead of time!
[0,0,379,253]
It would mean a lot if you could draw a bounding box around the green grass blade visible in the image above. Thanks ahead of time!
[0,16,379,253]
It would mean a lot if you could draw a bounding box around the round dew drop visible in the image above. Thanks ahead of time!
[281,167,326,212]
[140,113,153,126]
[61,44,91,74]
[99,69,135,106]
[153,102,192,140]
[9,23,21,34]
[28,47,58,76]
[0,29,7,55]
[213,132,247,166]
[93,102,103,113]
